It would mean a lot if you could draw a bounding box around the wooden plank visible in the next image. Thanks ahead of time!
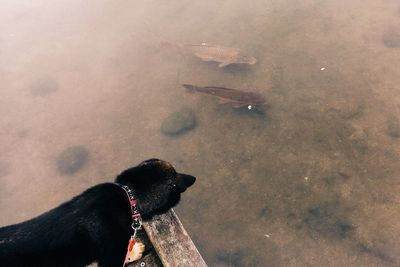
[128,229,163,267]
[129,250,163,267]
[143,209,208,267]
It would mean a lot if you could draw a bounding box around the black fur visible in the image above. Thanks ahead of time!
[0,159,196,267]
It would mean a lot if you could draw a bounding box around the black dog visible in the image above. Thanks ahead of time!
[0,159,196,267]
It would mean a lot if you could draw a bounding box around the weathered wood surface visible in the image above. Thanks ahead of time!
[128,250,163,267]
[88,229,163,267]
[89,209,206,267]
[128,229,163,267]
[142,209,208,267]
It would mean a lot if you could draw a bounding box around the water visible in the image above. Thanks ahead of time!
[1,0,400,266]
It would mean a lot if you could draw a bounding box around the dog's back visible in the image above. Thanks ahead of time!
[0,159,196,267]
[0,183,127,267]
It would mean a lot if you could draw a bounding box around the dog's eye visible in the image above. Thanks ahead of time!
[166,179,176,188]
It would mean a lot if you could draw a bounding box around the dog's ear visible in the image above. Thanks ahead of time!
[139,158,161,166]
[175,173,196,192]
[115,159,171,186]
[115,167,137,185]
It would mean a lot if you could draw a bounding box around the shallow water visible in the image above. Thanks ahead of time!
[1,0,400,266]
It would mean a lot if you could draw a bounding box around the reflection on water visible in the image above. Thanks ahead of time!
[1,0,400,266]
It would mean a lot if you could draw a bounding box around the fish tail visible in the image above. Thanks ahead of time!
[182,84,197,93]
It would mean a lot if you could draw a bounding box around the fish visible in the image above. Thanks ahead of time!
[184,43,257,68]
[183,84,266,108]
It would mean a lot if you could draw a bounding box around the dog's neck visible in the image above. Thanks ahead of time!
[116,183,142,231]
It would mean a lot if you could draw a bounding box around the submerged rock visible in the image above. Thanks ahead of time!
[56,146,88,175]
[358,238,393,262]
[382,28,400,48]
[216,249,246,266]
[30,77,58,96]
[259,205,272,218]
[302,203,354,239]
[215,248,263,266]
[160,107,197,136]
[387,116,400,138]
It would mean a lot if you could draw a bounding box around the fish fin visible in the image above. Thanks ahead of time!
[231,102,248,108]
[184,43,215,48]
[182,84,197,93]
[218,98,233,104]
[198,57,213,62]
[204,86,235,91]
[218,62,231,68]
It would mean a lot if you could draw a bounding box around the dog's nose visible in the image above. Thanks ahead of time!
[177,174,196,192]
[184,175,196,187]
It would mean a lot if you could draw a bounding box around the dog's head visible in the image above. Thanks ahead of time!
[115,159,196,220]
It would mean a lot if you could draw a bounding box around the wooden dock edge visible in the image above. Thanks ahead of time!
[142,209,207,267]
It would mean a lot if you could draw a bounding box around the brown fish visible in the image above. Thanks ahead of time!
[184,43,257,68]
[183,84,265,108]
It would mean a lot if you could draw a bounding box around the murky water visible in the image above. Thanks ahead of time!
[1,0,400,266]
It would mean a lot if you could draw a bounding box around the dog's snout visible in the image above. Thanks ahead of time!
[176,174,196,192]
[184,175,196,187]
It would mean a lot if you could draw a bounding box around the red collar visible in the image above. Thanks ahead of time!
[116,184,143,266]
[117,184,142,231]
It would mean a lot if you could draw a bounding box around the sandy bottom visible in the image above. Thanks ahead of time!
[1,0,400,266]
